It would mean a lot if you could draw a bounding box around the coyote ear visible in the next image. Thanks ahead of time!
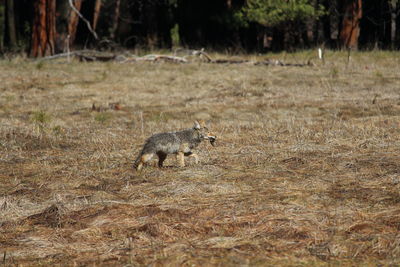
[193,121,201,130]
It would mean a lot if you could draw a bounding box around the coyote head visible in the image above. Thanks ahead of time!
[193,121,217,146]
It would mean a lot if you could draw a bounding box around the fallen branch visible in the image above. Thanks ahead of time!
[123,54,188,63]
[35,49,311,67]
[77,53,116,62]
[212,59,250,64]
[174,48,213,62]
[254,59,312,67]
[199,50,213,62]
[210,58,310,67]
[192,49,213,62]
[37,50,93,60]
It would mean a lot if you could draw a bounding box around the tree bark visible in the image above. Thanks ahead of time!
[389,0,397,49]
[305,0,318,45]
[0,1,5,51]
[55,0,70,53]
[145,2,158,49]
[329,0,340,48]
[30,0,56,57]
[68,0,82,45]
[339,0,362,49]
[46,0,56,54]
[30,0,46,57]
[6,0,17,48]
[110,0,121,40]
[92,0,102,31]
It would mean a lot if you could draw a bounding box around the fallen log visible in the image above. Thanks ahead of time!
[124,54,188,63]
[77,54,116,62]
[36,49,311,67]
[212,59,250,64]
[174,48,213,62]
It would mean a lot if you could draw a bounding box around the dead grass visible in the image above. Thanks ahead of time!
[1,51,400,266]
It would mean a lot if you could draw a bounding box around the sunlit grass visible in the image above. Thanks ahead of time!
[0,51,399,266]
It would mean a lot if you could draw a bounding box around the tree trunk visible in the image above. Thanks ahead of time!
[0,1,5,51]
[46,0,56,53]
[6,0,17,48]
[329,0,340,48]
[389,0,397,49]
[145,2,158,49]
[55,0,70,53]
[30,0,46,57]
[340,0,362,49]
[110,0,121,40]
[92,0,102,31]
[305,0,318,46]
[30,0,56,57]
[68,0,82,45]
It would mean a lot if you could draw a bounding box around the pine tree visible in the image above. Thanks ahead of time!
[241,0,324,27]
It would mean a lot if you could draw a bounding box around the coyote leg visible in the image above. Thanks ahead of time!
[185,152,199,164]
[136,153,153,171]
[176,152,185,167]
[157,152,167,168]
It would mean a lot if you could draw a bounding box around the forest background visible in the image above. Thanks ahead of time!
[0,0,399,56]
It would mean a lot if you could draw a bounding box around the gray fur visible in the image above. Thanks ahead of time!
[133,122,214,170]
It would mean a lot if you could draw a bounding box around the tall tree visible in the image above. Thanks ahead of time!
[242,0,321,27]
[240,0,324,49]
[328,0,340,48]
[68,0,83,45]
[92,0,101,31]
[389,0,398,48]
[110,0,120,40]
[339,0,362,49]
[55,0,70,53]
[30,0,56,57]
[0,1,4,51]
[5,0,17,48]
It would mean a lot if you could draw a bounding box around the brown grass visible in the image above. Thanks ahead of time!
[1,51,400,266]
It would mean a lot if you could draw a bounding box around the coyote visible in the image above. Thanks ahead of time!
[133,121,216,171]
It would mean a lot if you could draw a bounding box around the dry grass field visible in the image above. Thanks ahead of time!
[1,51,400,266]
